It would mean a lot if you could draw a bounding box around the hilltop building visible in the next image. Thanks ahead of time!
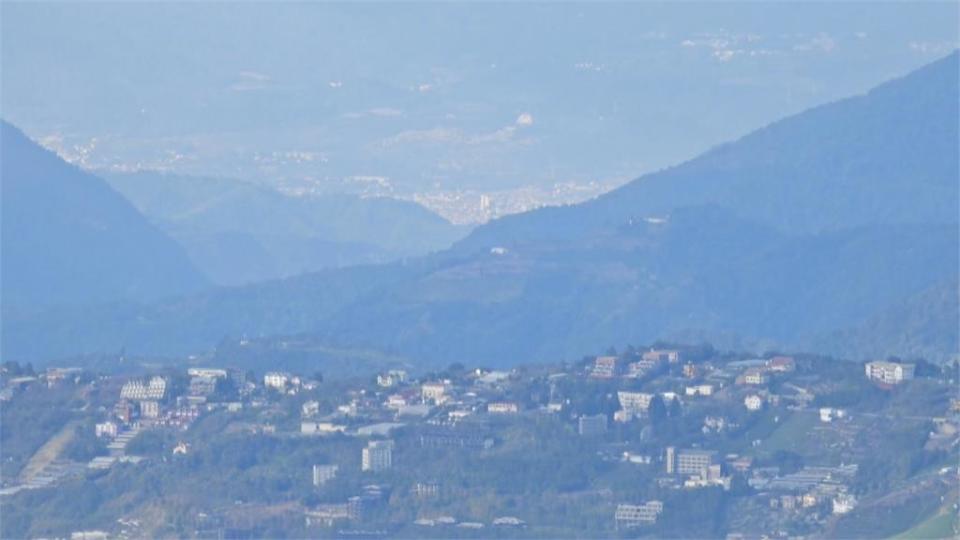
[864,361,915,385]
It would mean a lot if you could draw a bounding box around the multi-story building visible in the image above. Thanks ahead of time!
[766,356,796,372]
[377,370,408,388]
[418,428,495,450]
[864,361,915,385]
[487,402,519,414]
[301,422,346,435]
[412,481,440,498]
[744,394,764,411]
[643,349,680,364]
[685,384,714,397]
[95,421,118,438]
[120,376,167,401]
[140,400,160,419]
[665,446,676,474]
[361,440,394,472]
[617,391,654,416]
[114,399,135,424]
[675,449,718,476]
[614,501,664,528]
[186,368,228,379]
[302,400,321,418]
[421,382,450,403]
[590,356,622,378]
[578,414,608,436]
[312,464,339,487]
[742,368,768,385]
[263,372,290,391]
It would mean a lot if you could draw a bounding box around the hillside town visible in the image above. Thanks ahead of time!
[2,344,957,539]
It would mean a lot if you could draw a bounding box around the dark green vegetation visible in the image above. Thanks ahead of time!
[104,171,468,286]
[0,122,209,309]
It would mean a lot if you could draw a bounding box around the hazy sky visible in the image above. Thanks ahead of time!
[3,2,957,195]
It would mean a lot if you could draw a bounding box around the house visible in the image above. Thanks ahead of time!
[744,394,764,411]
[590,356,622,378]
[767,356,796,373]
[864,361,915,385]
[385,394,408,410]
[614,501,664,528]
[683,363,698,378]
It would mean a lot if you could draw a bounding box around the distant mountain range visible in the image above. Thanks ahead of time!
[3,53,957,366]
[0,122,208,309]
[103,171,468,286]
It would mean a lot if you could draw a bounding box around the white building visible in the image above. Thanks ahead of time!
[744,394,764,411]
[743,368,768,385]
[377,370,408,388]
[819,407,846,423]
[685,384,714,397]
[421,382,450,404]
[312,464,339,486]
[832,493,857,514]
[487,402,519,414]
[362,440,394,472]
[615,501,664,528]
[302,400,321,418]
[864,361,915,385]
[187,368,228,379]
[617,391,654,416]
[95,421,118,438]
[120,376,167,401]
[301,421,347,435]
[579,414,608,436]
[140,400,160,419]
[264,372,290,391]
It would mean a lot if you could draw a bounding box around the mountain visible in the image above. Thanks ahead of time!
[3,54,957,366]
[0,122,209,308]
[459,52,959,250]
[816,278,959,363]
[102,171,469,286]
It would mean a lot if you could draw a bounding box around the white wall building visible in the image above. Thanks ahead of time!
[362,440,394,472]
[312,464,339,486]
[864,361,915,385]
